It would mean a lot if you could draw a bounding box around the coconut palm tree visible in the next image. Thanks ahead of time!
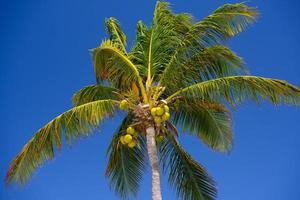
[6,1,300,200]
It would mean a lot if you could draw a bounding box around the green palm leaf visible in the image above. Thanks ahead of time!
[106,115,147,198]
[72,84,119,106]
[6,99,118,184]
[159,3,257,88]
[172,98,233,152]
[145,1,182,86]
[105,17,127,53]
[159,128,217,200]
[167,76,300,106]
[92,40,147,101]
[162,45,246,93]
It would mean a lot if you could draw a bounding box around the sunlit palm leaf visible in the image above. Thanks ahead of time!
[162,45,246,93]
[159,3,257,88]
[93,40,147,101]
[167,76,300,107]
[72,84,119,106]
[93,40,140,89]
[172,98,233,152]
[106,115,147,198]
[105,17,127,53]
[159,128,217,200]
[129,20,149,78]
[6,99,118,184]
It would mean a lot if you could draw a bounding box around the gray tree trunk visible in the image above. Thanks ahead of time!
[146,126,162,200]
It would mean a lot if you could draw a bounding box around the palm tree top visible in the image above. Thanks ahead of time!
[6,1,300,200]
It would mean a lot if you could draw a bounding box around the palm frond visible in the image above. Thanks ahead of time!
[161,45,246,93]
[72,84,119,106]
[167,76,300,107]
[129,20,149,78]
[198,3,258,42]
[172,98,233,152]
[106,115,147,198]
[131,1,186,85]
[159,127,217,200]
[6,99,118,184]
[147,1,180,86]
[92,40,147,101]
[93,40,138,86]
[105,17,127,53]
[158,3,257,88]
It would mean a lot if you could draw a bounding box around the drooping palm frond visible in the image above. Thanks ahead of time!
[72,84,119,106]
[105,17,127,53]
[161,45,246,93]
[106,115,147,198]
[92,40,147,101]
[158,3,258,88]
[93,40,138,86]
[172,98,233,152]
[159,127,217,200]
[198,3,258,43]
[6,99,118,184]
[167,76,300,107]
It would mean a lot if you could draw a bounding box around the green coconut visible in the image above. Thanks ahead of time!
[128,140,137,148]
[156,135,164,142]
[124,134,133,143]
[151,107,157,116]
[163,105,169,112]
[156,107,165,116]
[120,136,126,145]
[162,112,170,121]
[119,100,129,110]
[126,127,135,134]
[154,116,163,124]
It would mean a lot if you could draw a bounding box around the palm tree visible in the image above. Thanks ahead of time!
[6,1,300,200]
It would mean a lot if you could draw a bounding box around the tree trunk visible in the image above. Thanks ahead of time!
[146,126,162,200]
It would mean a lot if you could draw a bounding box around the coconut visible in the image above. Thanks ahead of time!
[162,112,170,121]
[120,136,126,145]
[126,127,135,134]
[124,134,133,143]
[154,116,163,124]
[156,135,164,143]
[119,100,129,110]
[163,105,169,112]
[128,140,137,148]
[156,107,165,116]
[151,107,157,116]
[131,130,138,137]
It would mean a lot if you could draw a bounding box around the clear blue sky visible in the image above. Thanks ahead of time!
[1,0,299,199]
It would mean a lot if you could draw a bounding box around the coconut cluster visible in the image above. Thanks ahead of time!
[150,104,170,124]
[120,127,138,148]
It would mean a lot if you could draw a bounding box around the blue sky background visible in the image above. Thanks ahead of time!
[1,0,299,199]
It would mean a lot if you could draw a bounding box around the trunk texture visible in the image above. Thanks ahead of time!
[146,126,162,200]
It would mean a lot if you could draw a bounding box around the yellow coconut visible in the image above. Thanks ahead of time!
[119,100,129,110]
[162,112,170,121]
[131,130,138,137]
[128,140,137,148]
[126,127,135,135]
[120,136,126,145]
[156,107,165,116]
[156,135,164,143]
[163,105,169,112]
[124,134,133,143]
[154,116,163,124]
[151,107,157,116]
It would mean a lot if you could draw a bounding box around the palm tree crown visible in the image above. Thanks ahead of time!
[6,1,300,200]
